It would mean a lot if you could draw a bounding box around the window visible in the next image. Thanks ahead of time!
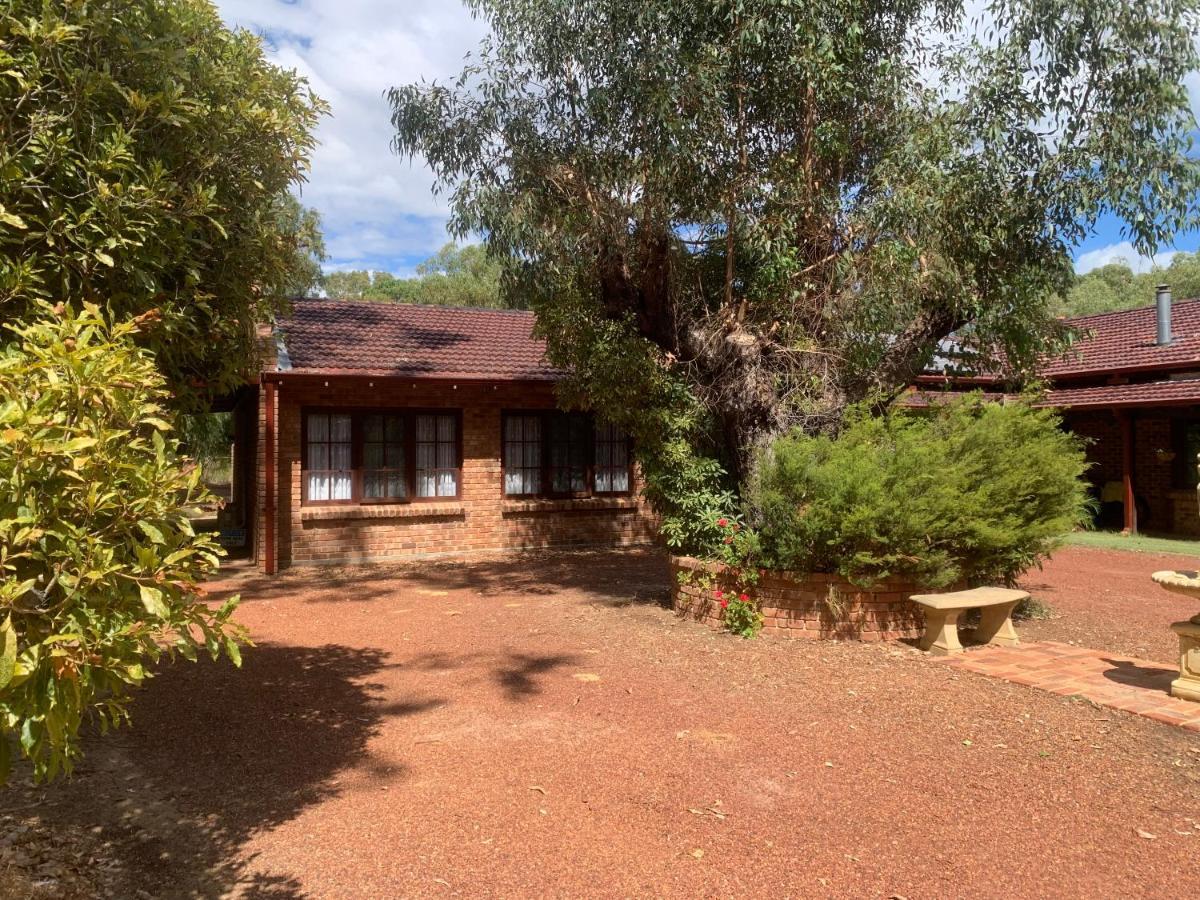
[548,413,590,495]
[301,410,460,504]
[416,413,459,497]
[502,411,631,498]
[362,414,406,500]
[1175,421,1200,489]
[305,413,352,501]
[504,414,542,496]
[593,421,631,493]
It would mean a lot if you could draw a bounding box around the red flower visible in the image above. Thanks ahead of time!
[717,517,728,528]
[713,589,724,600]
[720,598,729,609]
[739,593,749,602]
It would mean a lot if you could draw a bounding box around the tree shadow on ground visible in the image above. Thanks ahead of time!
[12,642,434,898]
[496,653,582,699]
[402,649,583,700]
[219,548,673,610]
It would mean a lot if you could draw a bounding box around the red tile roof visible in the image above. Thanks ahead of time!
[1041,378,1200,409]
[1045,299,1200,378]
[899,380,1200,411]
[274,299,560,381]
[898,389,1020,409]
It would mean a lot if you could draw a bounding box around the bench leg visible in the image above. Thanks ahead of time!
[976,601,1020,647]
[920,608,964,655]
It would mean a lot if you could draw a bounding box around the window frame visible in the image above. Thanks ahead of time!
[501,412,545,499]
[500,410,634,500]
[1172,418,1200,490]
[300,407,463,506]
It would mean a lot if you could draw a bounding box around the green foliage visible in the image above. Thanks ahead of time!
[0,304,247,783]
[1058,251,1200,316]
[749,397,1092,588]
[716,589,763,640]
[1013,596,1053,621]
[531,284,741,556]
[709,516,761,582]
[0,0,326,407]
[322,243,514,308]
[177,412,233,482]
[390,0,1200,477]
[276,195,328,298]
[710,517,763,637]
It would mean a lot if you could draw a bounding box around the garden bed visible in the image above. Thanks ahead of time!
[671,555,931,641]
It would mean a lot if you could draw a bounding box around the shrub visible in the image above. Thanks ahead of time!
[0,304,246,783]
[715,589,764,639]
[748,396,1091,588]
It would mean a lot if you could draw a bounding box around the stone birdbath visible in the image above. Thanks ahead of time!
[1150,569,1200,702]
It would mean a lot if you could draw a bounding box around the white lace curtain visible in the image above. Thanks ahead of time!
[503,414,542,495]
[305,413,352,501]
[594,422,630,493]
[416,414,458,497]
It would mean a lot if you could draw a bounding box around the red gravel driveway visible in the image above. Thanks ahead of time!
[14,549,1200,897]
[1018,545,1200,662]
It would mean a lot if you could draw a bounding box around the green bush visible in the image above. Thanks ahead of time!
[0,304,246,783]
[749,397,1091,588]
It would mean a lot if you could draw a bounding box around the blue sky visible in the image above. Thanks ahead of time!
[215,0,1199,278]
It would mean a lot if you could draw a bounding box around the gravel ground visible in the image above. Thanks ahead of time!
[6,547,1200,898]
[1017,545,1200,662]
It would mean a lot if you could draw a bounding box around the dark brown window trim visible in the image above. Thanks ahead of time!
[300,407,464,506]
[500,410,633,501]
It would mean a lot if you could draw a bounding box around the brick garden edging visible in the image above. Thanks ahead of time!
[671,556,928,641]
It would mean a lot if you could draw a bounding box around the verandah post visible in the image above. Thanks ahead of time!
[1117,409,1137,535]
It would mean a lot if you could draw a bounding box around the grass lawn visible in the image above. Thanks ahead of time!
[1062,529,1200,558]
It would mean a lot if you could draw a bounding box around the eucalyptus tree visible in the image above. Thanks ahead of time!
[391,0,1199,484]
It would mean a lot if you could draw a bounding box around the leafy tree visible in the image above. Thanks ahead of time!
[322,269,375,300]
[0,0,326,407]
[390,0,1200,488]
[277,195,328,298]
[1060,251,1200,316]
[321,243,513,307]
[0,305,245,783]
[1162,251,1200,303]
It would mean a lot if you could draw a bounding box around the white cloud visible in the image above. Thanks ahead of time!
[215,2,1200,277]
[214,0,489,274]
[1073,241,1179,275]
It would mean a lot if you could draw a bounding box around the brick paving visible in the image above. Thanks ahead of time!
[944,640,1200,731]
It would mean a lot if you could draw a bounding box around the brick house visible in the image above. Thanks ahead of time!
[219,300,656,572]
[218,288,1200,571]
[906,288,1200,536]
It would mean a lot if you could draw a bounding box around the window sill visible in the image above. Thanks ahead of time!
[300,502,465,522]
[502,497,640,514]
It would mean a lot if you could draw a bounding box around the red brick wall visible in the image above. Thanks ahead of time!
[1065,411,1121,487]
[1063,410,1200,535]
[1133,416,1174,528]
[671,556,929,641]
[256,378,657,569]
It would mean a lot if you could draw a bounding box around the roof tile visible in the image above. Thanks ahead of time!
[1042,378,1200,409]
[274,299,560,381]
[1045,298,1200,377]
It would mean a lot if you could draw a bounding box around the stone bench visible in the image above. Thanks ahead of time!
[910,587,1029,655]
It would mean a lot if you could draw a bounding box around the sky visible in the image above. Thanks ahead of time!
[215,0,1199,278]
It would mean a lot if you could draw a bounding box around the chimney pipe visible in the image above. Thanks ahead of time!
[1156,284,1172,346]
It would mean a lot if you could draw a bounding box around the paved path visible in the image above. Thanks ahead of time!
[943,641,1200,731]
